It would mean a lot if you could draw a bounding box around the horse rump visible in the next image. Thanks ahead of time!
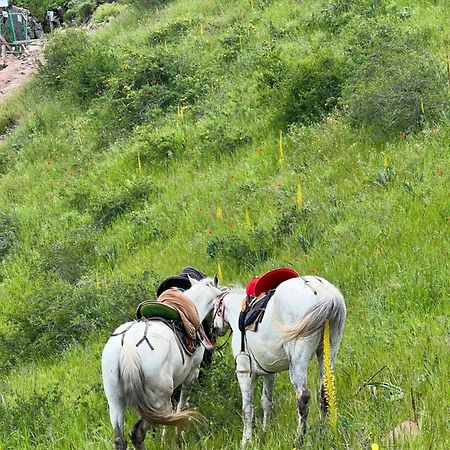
[119,343,202,426]
[282,290,346,344]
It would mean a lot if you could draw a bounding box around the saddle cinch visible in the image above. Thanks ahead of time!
[135,297,213,358]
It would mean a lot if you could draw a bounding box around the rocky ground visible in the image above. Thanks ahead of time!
[0,42,44,103]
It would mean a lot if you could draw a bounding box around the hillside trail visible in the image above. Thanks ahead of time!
[0,42,44,103]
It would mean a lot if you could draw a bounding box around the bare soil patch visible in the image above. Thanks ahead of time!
[0,43,44,103]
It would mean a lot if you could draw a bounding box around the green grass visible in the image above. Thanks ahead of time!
[0,0,449,448]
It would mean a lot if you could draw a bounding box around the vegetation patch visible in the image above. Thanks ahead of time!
[147,18,192,44]
[38,29,115,101]
[259,49,349,128]
[0,212,16,263]
[206,230,272,269]
[91,2,129,24]
[92,179,159,228]
[0,386,61,445]
[0,272,157,368]
[42,226,98,284]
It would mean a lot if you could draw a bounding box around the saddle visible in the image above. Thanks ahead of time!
[238,268,299,352]
[239,290,276,333]
[136,291,212,356]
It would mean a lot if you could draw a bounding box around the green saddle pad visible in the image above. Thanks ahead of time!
[136,300,181,322]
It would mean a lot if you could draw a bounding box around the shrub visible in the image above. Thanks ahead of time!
[91,2,128,24]
[198,118,252,157]
[92,179,159,228]
[206,229,272,269]
[147,18,191,45]
[0,273,157,367]
[271,204,323,253]
[310,0,389,33]
[64,41,115,100]
[136,125,187,168]
[255,43,286,96]
[102,49,206,130]
[342,27,449,137]
[38,28,90,88]
[276,51,349,127]
[64,0,96,25]
[38,29,116,100]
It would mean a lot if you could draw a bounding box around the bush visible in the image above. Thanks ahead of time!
[38,29,116,100]
[38,28,90,88]
[102,49,206,130]
[206,229,272,269]
[197,118,252,157]
[92,179,159,228]
[91,2,128,24]
[63,0,96,25]
[310,0,389,33]
[135,124,187,168]
[342,21,449,137]
[276,51,349,127]
[0,273,157,368]
[147,18,191,45]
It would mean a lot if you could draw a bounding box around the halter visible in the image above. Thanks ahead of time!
[209,288,232,351]
[211,288,230,329]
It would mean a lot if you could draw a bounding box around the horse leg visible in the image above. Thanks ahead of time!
[176,365,201,413]
[102,344,127,450]
[108,396,127,450]
[129,418,149,450]
[286,338,318,438]
[237,372,256,447]
[261,374,275,430]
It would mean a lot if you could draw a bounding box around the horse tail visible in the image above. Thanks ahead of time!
[119,343,201,426]
[282,288,346,344]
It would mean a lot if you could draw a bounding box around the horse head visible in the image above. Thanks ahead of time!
[212,290,231,336]
[184,274,222,320]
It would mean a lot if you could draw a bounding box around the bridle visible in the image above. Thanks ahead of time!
[209,288,232,351]
[211,289,230,326]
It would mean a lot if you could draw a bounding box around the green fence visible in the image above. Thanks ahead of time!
[0,11,28,43]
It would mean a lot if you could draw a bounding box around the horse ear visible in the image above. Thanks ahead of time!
[187,275,199,286]
[213,274,219,287]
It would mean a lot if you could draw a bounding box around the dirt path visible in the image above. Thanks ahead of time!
[0,42,44,103]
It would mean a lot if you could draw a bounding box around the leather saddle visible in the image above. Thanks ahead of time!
[135,301,210,356]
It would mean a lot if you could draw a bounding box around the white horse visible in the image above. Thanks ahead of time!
[102,275,222,450]
[213,276,346,446]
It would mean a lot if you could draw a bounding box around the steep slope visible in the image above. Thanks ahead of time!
[0,1,448,448]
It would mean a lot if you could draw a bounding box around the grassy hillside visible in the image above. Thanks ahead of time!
[0,0,449,448]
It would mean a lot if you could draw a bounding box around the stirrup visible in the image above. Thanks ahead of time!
[235,352,252,376]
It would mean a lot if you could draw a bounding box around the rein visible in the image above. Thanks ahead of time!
[214,328,232,352]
